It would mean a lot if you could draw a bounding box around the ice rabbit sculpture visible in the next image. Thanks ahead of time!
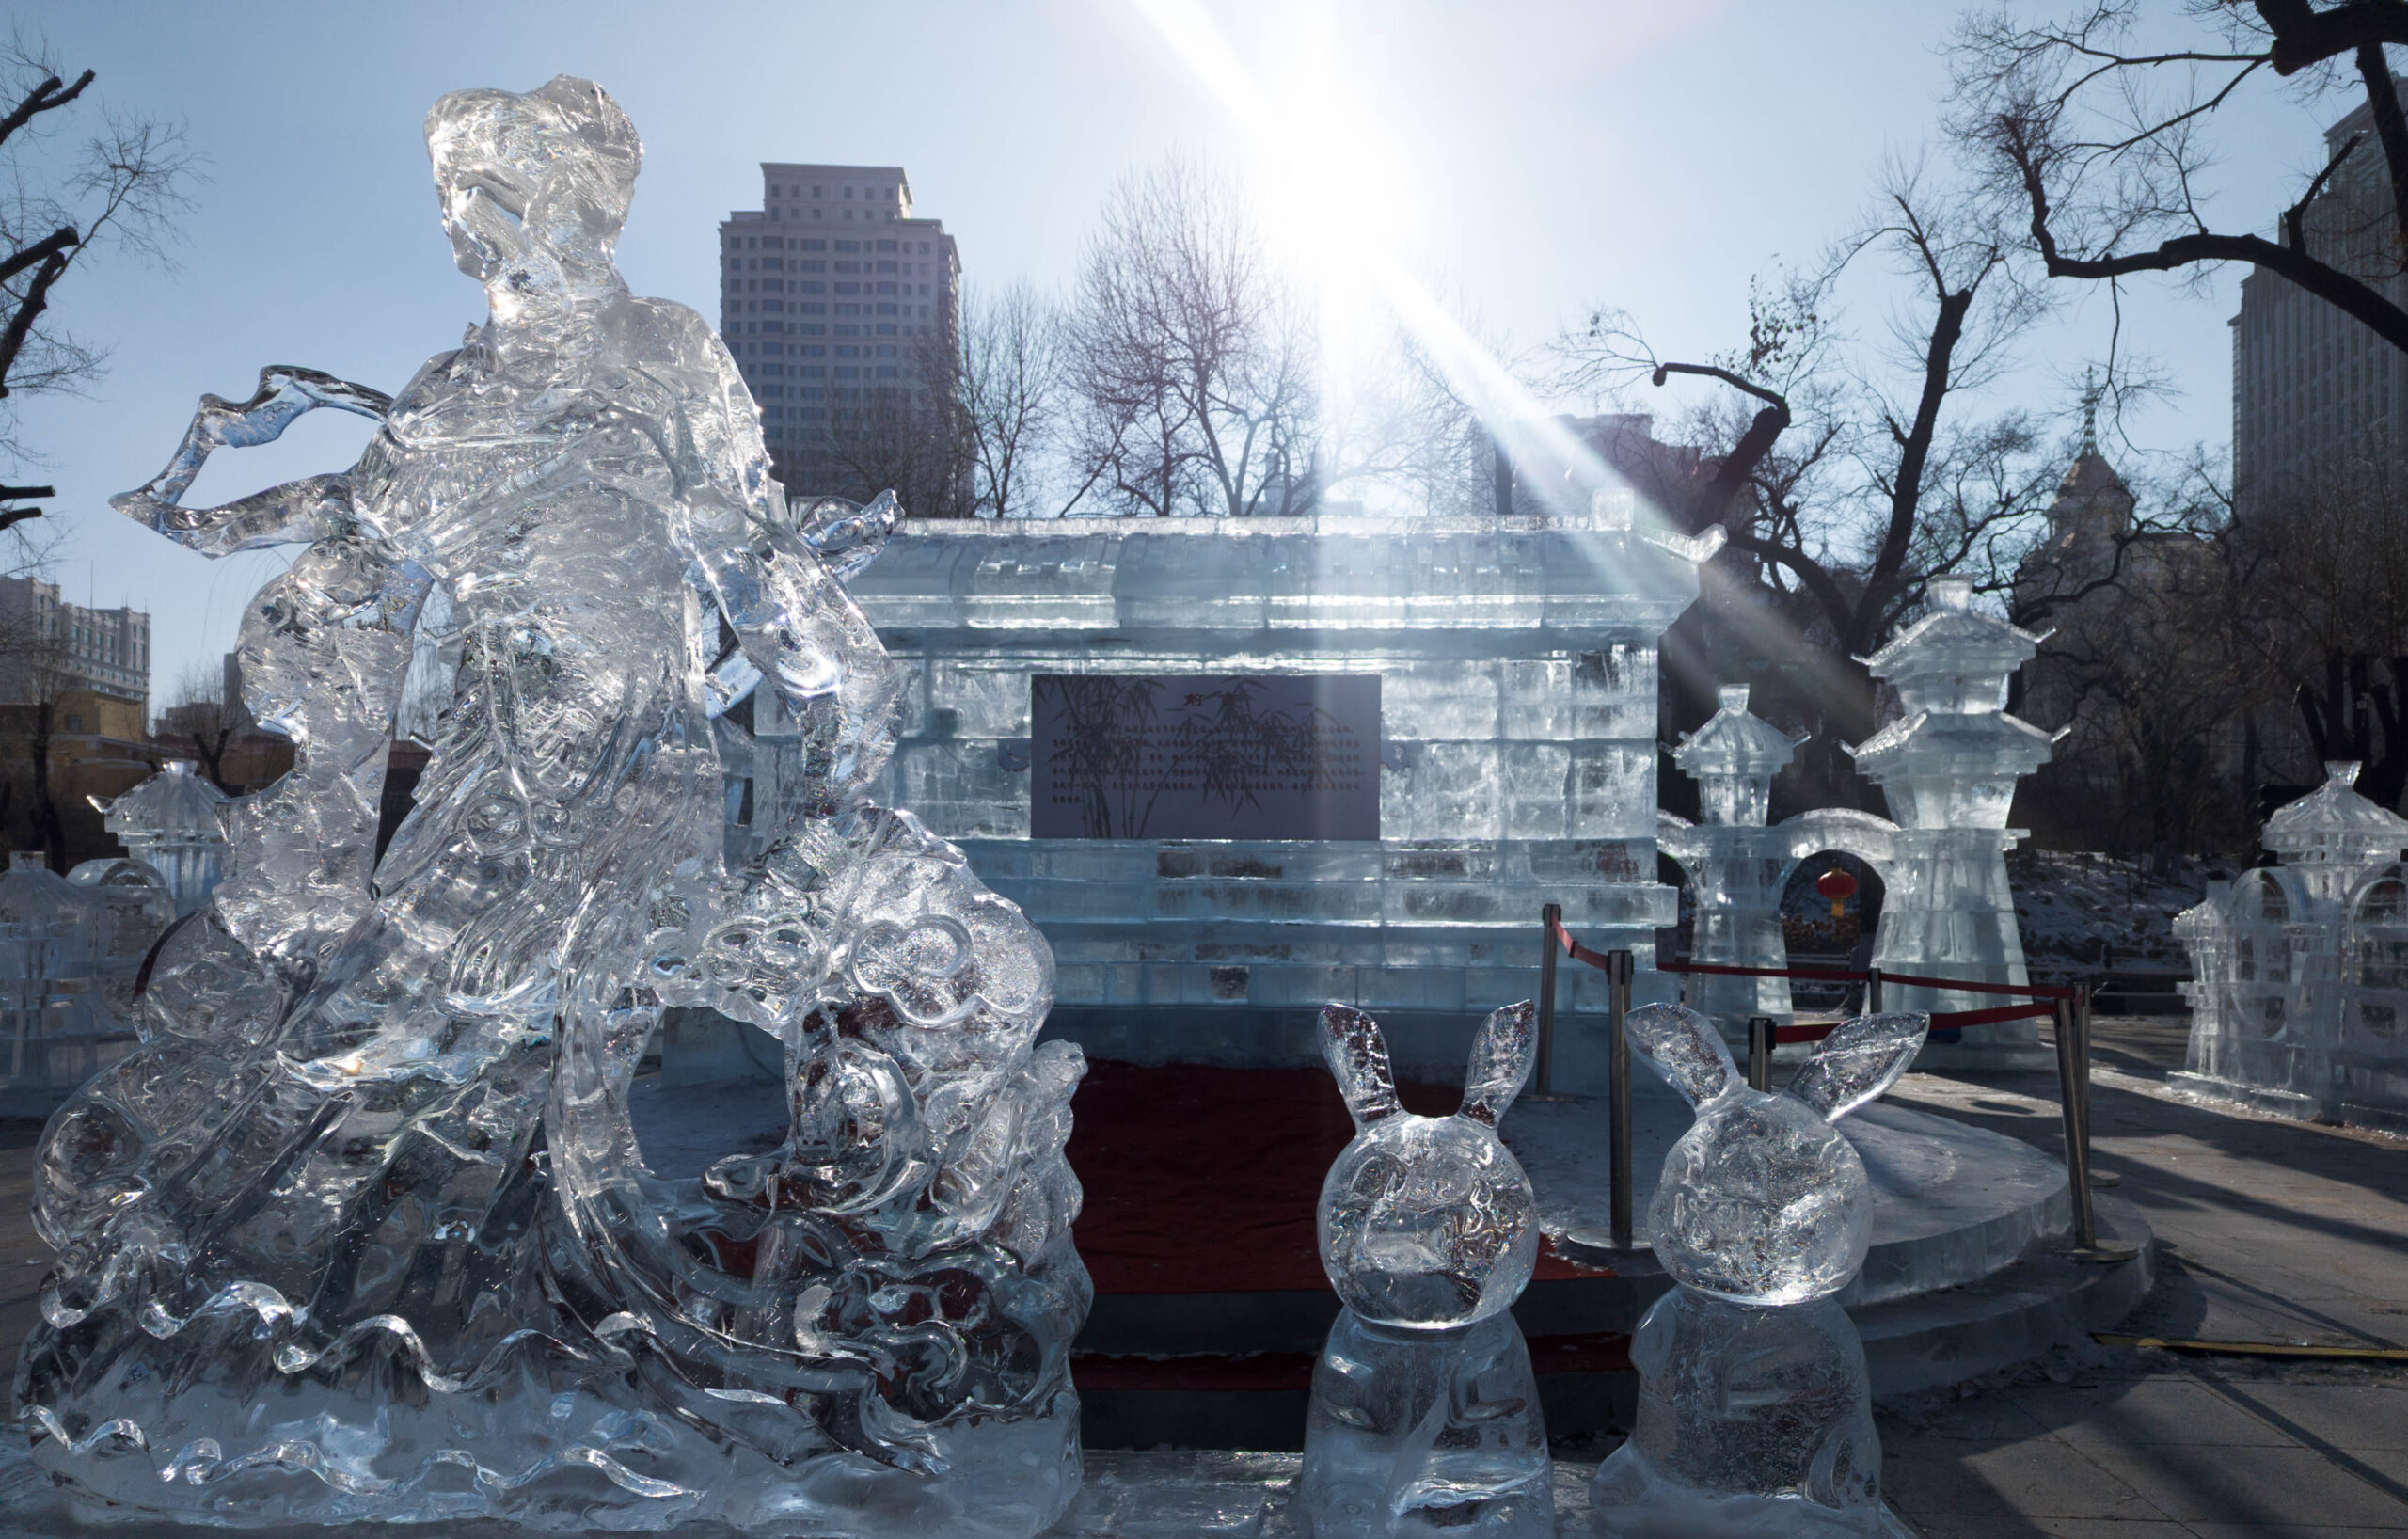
[1591,1004,1927,1538]
[1301,1002,1552,1538]
[14,78,1089,1536]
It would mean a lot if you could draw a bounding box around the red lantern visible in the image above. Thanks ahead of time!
[1815,867,1859,919]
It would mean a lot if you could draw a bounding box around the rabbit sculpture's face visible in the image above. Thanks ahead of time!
[1317,1001,1538,1329]
[1629,1004,1928,1306]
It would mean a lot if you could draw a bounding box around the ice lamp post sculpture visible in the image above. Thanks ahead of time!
[1850,577,2057,1048]
[1302,1000,1552,1538]
[16,77,1087,1536]
[1592,1003,1928,1536]
[2177,760,2408,1127]
[90,760,230,918]
[1658,684,1806,1028]
[64,857,176,1027]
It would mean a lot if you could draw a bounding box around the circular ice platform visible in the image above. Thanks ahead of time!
[1512,1091,2075,1308]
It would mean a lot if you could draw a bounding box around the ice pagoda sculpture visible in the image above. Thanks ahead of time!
[91,760,229,918]
[1592,1002,1927,1536]
[1301,1001,1552,1538]
[0,853,112,1110]
[1659,684,1808,1028]
[18,77,1087,1536]
[1849,577,2057,1048]
[2177,760,2408,1127]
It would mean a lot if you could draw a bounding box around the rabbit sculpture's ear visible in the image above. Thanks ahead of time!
[1625,1003,1738,1108]
[1458,999,1536,1128]
[1321,1004,1401,1129]
[1785,1010,1929,1122]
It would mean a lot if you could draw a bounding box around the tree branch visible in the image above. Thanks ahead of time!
[2256,0,2408,76]
[0,69,90,151]
[1648,360,1793,532]
[2016,126,2408,354]
[2285,132,2360,254]
[0,246,72,399]
[0,225,77,286]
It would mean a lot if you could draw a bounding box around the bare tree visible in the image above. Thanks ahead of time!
[1951,2,2408,365]
[0,624,74,868]
[1064,154,1315,517]
[812,326,973,518]
[1559,167,2059,795]
[959,281,1067,518]
[0,35,195,475]
[154,663,241,792]
[2010,443,2408,845]
[2225,454,2408,802]
[1318,317,1495,516]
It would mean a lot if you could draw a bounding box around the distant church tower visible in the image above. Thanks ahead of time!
[2015,377,2136,614]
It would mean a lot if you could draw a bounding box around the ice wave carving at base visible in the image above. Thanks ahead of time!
[1591,1003,1926,1538]
[13,77,1087,1536]
[1300,1002,1551,1537]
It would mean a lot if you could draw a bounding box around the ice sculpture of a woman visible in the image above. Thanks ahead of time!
[18,78,1086,1537]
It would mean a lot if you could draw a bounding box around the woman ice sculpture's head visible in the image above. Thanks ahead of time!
[425,75,640,322]
[1316,1001,1539,1329]
[1628,1004,1927,1305]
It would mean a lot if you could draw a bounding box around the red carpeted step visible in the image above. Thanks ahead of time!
[1069,1059,1614,1297]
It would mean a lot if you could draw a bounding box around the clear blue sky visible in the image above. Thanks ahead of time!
[11,0,2325,705]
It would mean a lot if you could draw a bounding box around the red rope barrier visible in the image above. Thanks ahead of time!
[1928,1000,2059,1029]
[1867,971,2074,1001]
[1741,1000,2046,1056]
[1549,918,2076,1001]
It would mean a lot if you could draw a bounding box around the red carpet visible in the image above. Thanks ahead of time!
[1068,1059,1609,1296]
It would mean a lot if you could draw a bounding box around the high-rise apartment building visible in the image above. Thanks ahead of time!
[2231,92,2408,506]
[0,576,150,714]
[718,164,960,499]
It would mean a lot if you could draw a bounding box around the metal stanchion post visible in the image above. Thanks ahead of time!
[1530,903,1570,1103]
[1865,966,1884,1015]
[2051,998,2098,1248]
[2052,995,2135,1262]
[2074,982,2118,1188]
[1608,948,1636,1251]
[1747,1015,1775,1091]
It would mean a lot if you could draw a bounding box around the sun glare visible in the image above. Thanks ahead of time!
[1129,0,1652,527]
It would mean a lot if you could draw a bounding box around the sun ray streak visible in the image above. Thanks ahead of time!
[1128,0,1678,531]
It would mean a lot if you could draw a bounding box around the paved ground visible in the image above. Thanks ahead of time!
[1,1015,2404,1535]
[1876,1015,2408,1536]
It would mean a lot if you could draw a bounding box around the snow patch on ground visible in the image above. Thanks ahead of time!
[2008,849,2240,972]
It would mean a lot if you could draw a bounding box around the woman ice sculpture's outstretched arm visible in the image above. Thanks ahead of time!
[109,364,424,969]
[111,365,393,555]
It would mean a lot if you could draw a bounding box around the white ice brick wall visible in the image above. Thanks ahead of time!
[836,516,1700,1015]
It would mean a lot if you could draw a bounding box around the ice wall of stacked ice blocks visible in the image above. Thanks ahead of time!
[842,507,1717,1075]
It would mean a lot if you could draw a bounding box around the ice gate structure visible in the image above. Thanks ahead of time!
[2177,760,2408,1131]
[1658,579,2061,1065]
[832,494,1713,1084]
